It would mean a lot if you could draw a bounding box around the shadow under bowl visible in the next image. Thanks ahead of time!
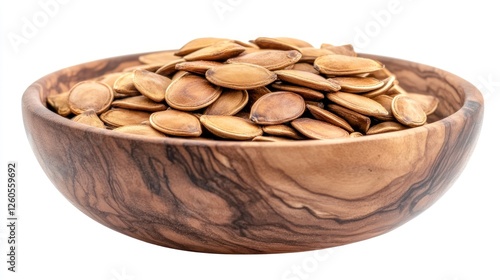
[22,52,484,254]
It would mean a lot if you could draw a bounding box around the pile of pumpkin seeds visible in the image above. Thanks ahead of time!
[47,37,439,141]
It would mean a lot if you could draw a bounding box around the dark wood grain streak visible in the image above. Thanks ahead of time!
[22,52,484,253]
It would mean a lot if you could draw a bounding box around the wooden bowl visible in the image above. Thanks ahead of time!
[22,52,484,254]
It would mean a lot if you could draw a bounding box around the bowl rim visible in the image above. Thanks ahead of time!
[22,51,484,148]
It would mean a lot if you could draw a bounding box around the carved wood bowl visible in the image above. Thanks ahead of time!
[22,51,484,254]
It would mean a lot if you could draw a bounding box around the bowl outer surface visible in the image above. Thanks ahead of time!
[22,51,484,253]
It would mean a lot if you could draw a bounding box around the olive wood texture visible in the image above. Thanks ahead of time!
[22,51,484,254]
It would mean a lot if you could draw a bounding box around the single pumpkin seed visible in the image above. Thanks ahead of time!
[274,37,313,48]
[391,95,427,127]
[274,69,341,92]
[366,121,407,135]
[113,124,167,138]
[175,37,232,56]
[72,109,106,128]
[200,115,263,140]
[183,41,246,61]
[327,91,389,118]
[371,94,395,121]
[326,104,371,133]
[123,63,164,73]
[133,69,172,102]
[100,108,151,127]
[291,118,349,140]
[250,91,305,125]
[206,63,277,90]
[226,50,302,70]
[314,54,384,75]
[362,75,396,98]
[328,76,384,93]
[47,91,71,117]
[298,47,334,63]
[174,60,223,75]
[68,81,113,115]
[113,72,140,95]
[246,86,272,108]
[155,59,186,77]
[252,37,301,51]
[406,93,439,115]
[288,63,320,74]
[111,95,167,112]
[204,89,249,116]
[306,104,354,132]
[262,124,304,140]
[150,109,202,137]
[165,74,222,111]
[387,84,408,96]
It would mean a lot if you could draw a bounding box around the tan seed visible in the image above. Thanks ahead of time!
[113,72,140,95]
[100,108,150,127]
[274,37,313,48]
[150,109,202,137]
[72,109,106,128]
[262,124,304,140]
[113,124,167,138]
[314,54,384,75]
[362,75,396,98]
[68,81,113,115]
[288,63,320,74]
[175,37,232,56]
[139,50,181,64]
[250,91,305,125]
[327,91,389,118]
[392,95,427,127]
[183,42,246,61]
[96,72,125,88]
[206,63,277,90]
[123,63,164,73]
[326,104,371,133]
[165,74,222,111]
[306,104,354,132]
[406,93,439,115]
[133,69,172,102]
[111,95,167,112]
[204,89,249,116]
[155,59,186,77]
[252,37,301,51]
[246,86,272,108]
[47,91,71,117]
[371,94,395,121]
[298,47,334,63]
[366,121,407,135]
[291,118,349,140]
[227,50,302,70]
[200,115,263,140]
[274,69,341,92]
[328,76,384,93]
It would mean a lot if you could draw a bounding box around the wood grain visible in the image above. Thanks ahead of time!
[22,52,484,253]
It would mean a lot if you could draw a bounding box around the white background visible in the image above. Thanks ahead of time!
[1,1,499,279]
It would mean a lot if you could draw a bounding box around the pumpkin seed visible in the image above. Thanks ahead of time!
[113,72,140,96]
[314,54,384,75]
[274,69,341,92]
[298,47,334,63]
[328,76,384,93]
[326,104,371,133]
[288,63,320,74]
[252,37,302,51]
[306,104,354,132]
[262,124,304,140]
[113,124,167,138]
[200,115,262,140]
[72,109,106,128]
[175,37,232,56]
[155,59,185,77]
[274,37,313,48]
[291,118,349,140]
[366,121,407,135]
[271,82,325,101]
[68,81,114,115]
[150,109,202,137]
[250,91,305,125]
[206,63,277,90]
[371,94,395,121]
[227,50,302,70]
[362,75,396,98]
[204,89,249,116]
[47,91,71,117]
[327,91,389,118]
[165,74,222,111]
[133,69,172,102]
[391,95,427,127]
[100,108,151,127]
[320,43,357,57]
[139,50,181,64]
[111,95,167,112]
[183,41,246,61]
